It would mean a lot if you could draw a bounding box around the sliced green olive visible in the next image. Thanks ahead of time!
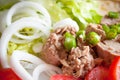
[102,24,110,33]
[64,32,72,37]
[76,30,85,39]
[108,11,119,18]
[86,32,100,45]
[106,29,117,39]
[110,24,120,34]
[64,32,76,50]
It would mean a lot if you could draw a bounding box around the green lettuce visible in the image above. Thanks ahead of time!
[56,0,102,30]
[8,37,45,56]
[35,0,70,24]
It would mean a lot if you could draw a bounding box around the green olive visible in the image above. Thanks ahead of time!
[64,32,72,37]
[76,30,85,39]
[86,32,100,45]
[117,24,120,34]
[64,32,76,50]
[102,24,110,33]
[108,11,119,18]
[106,29,117,39]
[110,24,120,34]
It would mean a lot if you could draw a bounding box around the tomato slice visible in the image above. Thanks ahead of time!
[0,68,21,80]
[85,66,109,80]
[109,57,120,80]
[50,74,81,80]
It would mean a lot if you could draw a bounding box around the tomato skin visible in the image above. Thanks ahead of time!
[0,68,21,80]
[109,57,120,80]
[50,74,81,80]
[85,66,109,80]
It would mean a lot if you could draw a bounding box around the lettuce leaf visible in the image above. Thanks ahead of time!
[56,0,102,30]
[35,0,70,24]
[8,37,45,56]
[17,0,70,24]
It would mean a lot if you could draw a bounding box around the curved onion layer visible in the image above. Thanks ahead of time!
[33,64,62,80]
[10,50,45,80]
[6,1,51,26]
[10,37,32,44]
[0,18,49,68]
[13,17,50,40]
[0,10,8,33]
[12,8,39,21]
[53,18,79,31]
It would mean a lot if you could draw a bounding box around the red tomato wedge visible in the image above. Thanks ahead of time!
[50,74,81,80]
[0,68,21,80]
[109,57,120,80]
[85,66,109,80]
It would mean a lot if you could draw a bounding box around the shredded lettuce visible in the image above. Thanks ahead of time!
[44,0,69,24]
[8,37,45,56]
[19,28,34,36]
[56,0,102,30]
[8,42,17,55]
[20,0,69,24]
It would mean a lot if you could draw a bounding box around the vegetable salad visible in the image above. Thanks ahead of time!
[0,0,120,80]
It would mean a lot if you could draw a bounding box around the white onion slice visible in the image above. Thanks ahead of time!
[15,32,42,41]
[13,7,38,16]
[33,64,62,80]
[0,18,49,68]
[12,8,38,21]
[13,17,50,40]
[10,50,45,80]
[6,1,51,26]
[10,37,32,44]
[53,18,79,31]
[0,10,8,33]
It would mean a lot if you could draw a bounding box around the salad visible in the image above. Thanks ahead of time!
[0,0,120,80]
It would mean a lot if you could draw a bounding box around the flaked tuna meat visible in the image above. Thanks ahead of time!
[42,25,95,78]
[41,26,77,66]
[101,15,120,26]
[85,23,106,40]
[61,46,95,78]
[41,33,62,66]
[96,40,120,66]
[115,34,120,42]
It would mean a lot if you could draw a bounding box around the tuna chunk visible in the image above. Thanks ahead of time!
[61,46,95,78]
[115,34,120,42]
[42,25,95,78]
[96,40,120,66]
[41,26,77,66]
[41,33,62,66]
[85,23,106,40]
[101,16,120,25]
